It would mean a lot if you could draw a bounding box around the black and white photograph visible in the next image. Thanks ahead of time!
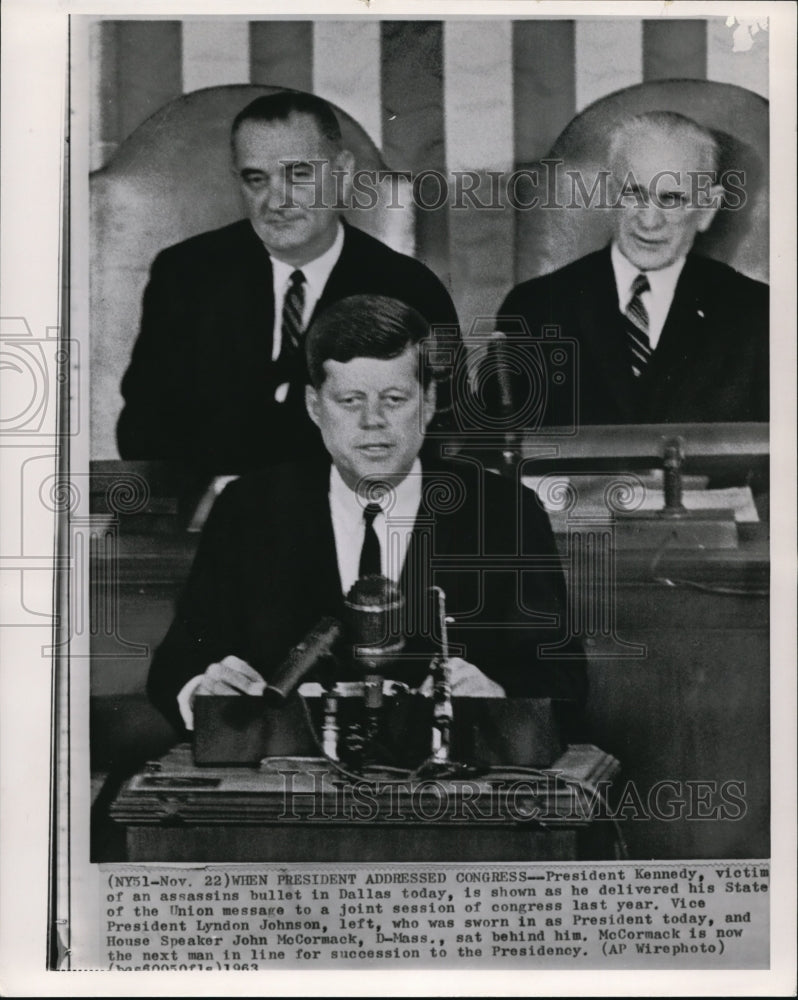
[0,1,795,995]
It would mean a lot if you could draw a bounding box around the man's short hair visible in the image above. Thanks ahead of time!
[232,91,343,148]
[608,111,720,173]
[306,295,433,389]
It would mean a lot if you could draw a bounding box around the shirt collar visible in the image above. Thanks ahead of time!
[611,242,687,310]
[329,458,423,525]
[269,221,345,299]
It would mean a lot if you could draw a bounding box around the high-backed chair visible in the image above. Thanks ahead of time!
[90,84,415,459]
[513,79,768,286]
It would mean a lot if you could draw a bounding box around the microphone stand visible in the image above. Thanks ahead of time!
[413,586,478,780]
[491,331,522,478]
[321,690,340,760]
[362,666,384,767]
[430,586,453,765]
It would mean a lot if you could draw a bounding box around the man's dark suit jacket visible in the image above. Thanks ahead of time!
[117,220,459,472]
[493,248,769,426]
[147,458,587,734]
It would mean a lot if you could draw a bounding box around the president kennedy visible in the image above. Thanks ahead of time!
[147,295,586,733]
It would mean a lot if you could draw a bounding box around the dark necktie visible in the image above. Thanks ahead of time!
[358,503,382,579]
[280,269,306,358]
[625,272,652,377]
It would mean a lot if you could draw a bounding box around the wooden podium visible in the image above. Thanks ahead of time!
[111,744,619,863]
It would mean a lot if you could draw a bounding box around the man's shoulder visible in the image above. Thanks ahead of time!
[154,219,258,266]
[419,460,556,557]
[421,458,543,511]
[342,222,410,260]
[336,224,457,321]
[500,248,608,307]
[685,253,769,297]
[341,223,446,281]
[218,460,330,513]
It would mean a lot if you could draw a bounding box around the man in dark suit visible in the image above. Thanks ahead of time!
[117,92,459,472]
[147,295,586,734]
[490,111,768,426]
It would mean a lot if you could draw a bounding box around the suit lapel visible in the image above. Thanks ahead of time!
[302,463,343,610]
[572,249,639,421]
[244,464,343,674]
[639,255,707,409]
[226,222,276,374]
[310,222,365,323]
[399,461,476,640]
[397,465,458,669]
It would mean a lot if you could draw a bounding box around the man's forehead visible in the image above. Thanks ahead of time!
[614,133,713,179]
[321,348,421,387]
[234,113,331,155]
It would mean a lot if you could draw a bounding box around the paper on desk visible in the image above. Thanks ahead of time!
[523,475,759,522]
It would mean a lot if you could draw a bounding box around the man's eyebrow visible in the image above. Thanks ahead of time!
[655,190,689,204]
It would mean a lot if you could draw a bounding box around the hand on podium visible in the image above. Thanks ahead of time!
[179,655,266,731]
[179,654,505,732]
[196,655,266,698]
[418,657,505,699]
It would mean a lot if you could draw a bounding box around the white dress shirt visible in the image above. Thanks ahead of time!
[177,458,424,729]
[328,459,423,597]
[269,221,345,362]
[611,242,687,352]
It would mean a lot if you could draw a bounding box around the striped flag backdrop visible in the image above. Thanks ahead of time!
[88,16,769,456]
[91,17,769,169]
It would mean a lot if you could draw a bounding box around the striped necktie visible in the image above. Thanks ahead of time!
[281,269,306,357]
[625,272,652,377]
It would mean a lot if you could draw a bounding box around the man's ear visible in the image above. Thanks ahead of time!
[305,385,321,427]
[422,380,437,430]
[333,148,356,201]
[696,183,724,233]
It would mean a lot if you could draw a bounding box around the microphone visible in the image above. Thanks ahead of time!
[262,617,343,707]
[343,575,405,674]
[343,575,405,767]
[489,331,522,473]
